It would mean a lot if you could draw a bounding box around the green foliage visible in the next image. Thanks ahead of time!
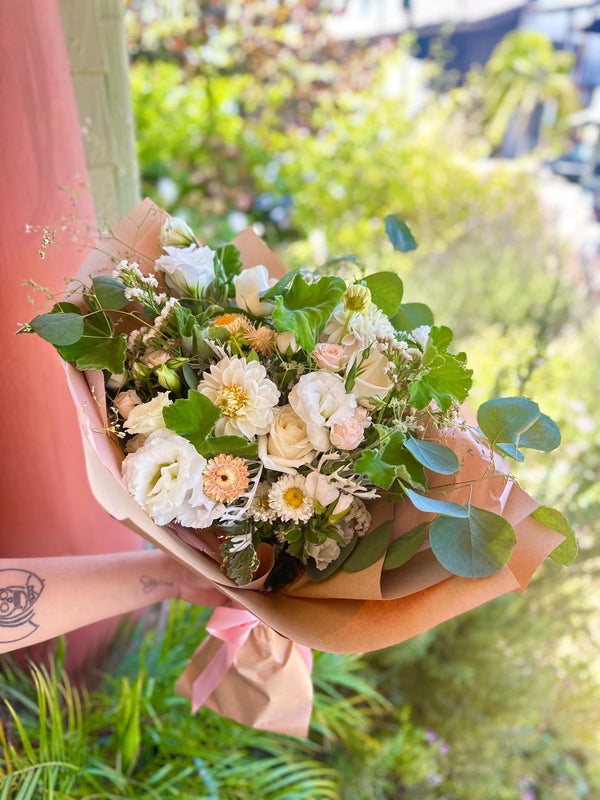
[384,215,418,253]
[0,604,439,799]
[343,520,392,573]
[272,274,346,353]
[383,523,428,571]
[362,271,404,317]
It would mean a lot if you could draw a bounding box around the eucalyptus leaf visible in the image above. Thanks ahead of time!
[477,397,540,449]
[383,523,428,570]
[384,215,417,252]
[182,363,199,391]
[531,506,578,566]
[519,413,561,452]
[429,506,516,578]
[162,391,221,451]
[403,486,468,518]
[343,520,392,572]
[404,437,460,475]
[363,272,403,317]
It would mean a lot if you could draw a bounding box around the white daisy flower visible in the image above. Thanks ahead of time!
[269,474,314,523]
[248,482,277,522]
[322,301,395,354]
[197,355,280,439]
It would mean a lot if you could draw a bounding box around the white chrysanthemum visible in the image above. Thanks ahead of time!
[410,325,431,350]
[248,483,277,522]
[322,302,395,354]
[155,244,215,296]
[288,371,356,451]
[122,429,216,527]
[269,474,314,523]
[197,355,280,439]
[124,392,172,435]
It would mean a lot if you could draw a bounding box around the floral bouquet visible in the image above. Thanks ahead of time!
[21,199,576,735]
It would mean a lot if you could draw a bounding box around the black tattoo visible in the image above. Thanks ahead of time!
[140,574,174,594]
[0,569,44,644]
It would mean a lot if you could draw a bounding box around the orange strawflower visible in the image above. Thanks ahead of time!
[203,453,250,503]
[214,313,254,335]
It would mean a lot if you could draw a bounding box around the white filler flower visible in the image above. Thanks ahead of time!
[155,243,216,295]
[269,474,314,522]
[289,371,356,451]
[122,429,223,528]
[322,302,395,354]
[197,355,280,439]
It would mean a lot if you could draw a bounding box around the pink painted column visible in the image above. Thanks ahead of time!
[0,0,143,671]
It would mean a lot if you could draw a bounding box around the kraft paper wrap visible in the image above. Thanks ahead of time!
[63,199,563,716]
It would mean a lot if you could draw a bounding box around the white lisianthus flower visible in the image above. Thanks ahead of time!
[160,215,197,248]
[269,474,314,522]
[155,244,215,296]
[233,264,276,317]
[258,405,315,474]
[306,521,354,571]
[305,472,353,516]
[322,302,395,354]
[288,371,356,451]
[197,355,280,439]
[353,346,394,409]
[124,392,172,435]
[122,429,223,528]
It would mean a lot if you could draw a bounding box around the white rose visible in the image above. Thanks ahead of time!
[155,244,216,296]
[122,430,207,526]
[233,265,276,317]
[276,331,299,355]
[353,347,394,409]
[258,405,315,474]
[160,215,197,248]
[124,392,172,435]
[289,371,356,451]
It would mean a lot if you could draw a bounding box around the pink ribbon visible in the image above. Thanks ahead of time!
[190,605,312,714]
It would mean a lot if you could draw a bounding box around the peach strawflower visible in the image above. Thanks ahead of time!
[202,454,250,503]
[244,324,276,356]
[214,313,254,335]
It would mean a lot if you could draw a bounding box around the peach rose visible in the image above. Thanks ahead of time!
[312,343,347,372]
[114,389,142,420]
[330,408,369,450]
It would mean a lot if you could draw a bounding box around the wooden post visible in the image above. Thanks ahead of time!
[58,0,140,225]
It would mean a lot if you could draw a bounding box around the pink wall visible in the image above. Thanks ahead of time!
[0,0,144,672]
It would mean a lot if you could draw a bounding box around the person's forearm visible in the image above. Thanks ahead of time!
[0,549,180,654]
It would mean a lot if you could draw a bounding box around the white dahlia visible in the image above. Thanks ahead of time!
[322,302,395,354]
[197,355,280,439]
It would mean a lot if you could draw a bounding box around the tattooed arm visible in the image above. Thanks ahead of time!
[0,550,224,654]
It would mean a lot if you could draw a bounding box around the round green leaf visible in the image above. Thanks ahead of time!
[477,397,540,448]
[403,486,468,518]
[384,215,417,252]
[531,506,578,566]
[30,312,84,346]
[429,506,516,578]
[363,272,403,317]
[519,413,561,452]
[404,437,460,475]
[391,302,434,332]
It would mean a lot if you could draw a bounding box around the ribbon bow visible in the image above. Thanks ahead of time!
[176,605,314,737]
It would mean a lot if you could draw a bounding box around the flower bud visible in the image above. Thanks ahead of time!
[276,331,299,356]
[156,364,181,393]
[342,283,371,314]
[131,362,152,380]
[166,357,189,369]
[160,215,197,248]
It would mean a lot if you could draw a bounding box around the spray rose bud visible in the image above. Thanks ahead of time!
[342,283,371,314]
[132,362,152,380]
[276,331,299,356]
[156,364,181,393]
[161,215,197,248]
